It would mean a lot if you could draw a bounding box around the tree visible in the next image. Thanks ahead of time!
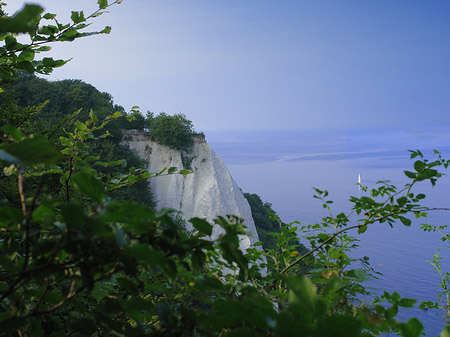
[0,73,156,208]
[147,112,195,152]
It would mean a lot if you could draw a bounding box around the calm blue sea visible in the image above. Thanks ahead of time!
[208,128,450,336]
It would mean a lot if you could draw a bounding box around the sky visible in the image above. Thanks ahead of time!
[6,0,450,132]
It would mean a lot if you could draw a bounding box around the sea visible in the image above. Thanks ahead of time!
[208,128,450,336]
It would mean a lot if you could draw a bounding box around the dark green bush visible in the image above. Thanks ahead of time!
[147,112,195,152]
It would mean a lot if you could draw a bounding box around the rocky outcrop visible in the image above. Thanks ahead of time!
[123,132,260,252]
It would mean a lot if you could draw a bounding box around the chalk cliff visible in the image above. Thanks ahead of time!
[123,132,260,251]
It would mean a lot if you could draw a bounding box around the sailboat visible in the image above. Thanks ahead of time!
[358,174,361,185]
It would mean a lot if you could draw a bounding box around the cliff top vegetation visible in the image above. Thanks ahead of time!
[244,192,308,255]
[146,112,196,152]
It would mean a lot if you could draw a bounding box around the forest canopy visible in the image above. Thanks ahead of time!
[0,73,155,207]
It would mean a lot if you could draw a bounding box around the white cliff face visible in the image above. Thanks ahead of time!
[124,133,260,252]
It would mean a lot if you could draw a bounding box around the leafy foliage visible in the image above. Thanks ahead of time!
[6,74,120,128]
[244,192,308,255]
[244,193,280,250]
[147,112,195,152]
[0,73,155,208]
[1,2,450,336]
[0,1,120,79]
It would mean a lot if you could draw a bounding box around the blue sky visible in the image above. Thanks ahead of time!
[7,1,450,131]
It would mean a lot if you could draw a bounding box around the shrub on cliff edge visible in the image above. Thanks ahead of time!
[147,112,195,152]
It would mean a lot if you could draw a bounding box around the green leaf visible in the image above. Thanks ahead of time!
[2,125,22,141]
[111,110,122,118]
[91,11,106,18]
[409,150,419,159]
[191,249,207,270]
[398,298,416,308]
[17,61,35,74]
[420,169,438,179]
[397,196,408,207]
[43,13,56,20]
[357,224,367,234]
[0,207,23,225]
[1,136,60,167]
[219,240,248,281]
[0,67,13,79]
[346,269,368,282]
[58,29,78,41]
[404,170,416,179]
[2,125,23,140]
[104,202,155,231]
[414,160,425,172]
[439,326,450,337]
[100,26,111,34]
[168,166,178,174]
[359,196,375,206]
[98,0,108,9]
[0,4,44,34]
[126,297,154,311]
[62,204,86,229]
[73,23,90,31]
[209,293,276,332]
[419,301,439,310]
[125,244,166,267]
[400,317,423,337]
[43,290,63,304]
[42,57,66,67]
[116,277,138,293]
[156,167,167,175]
[70,11,85,24]
[37,25,56,36]
[391,292,401,302]
[32,205,56,223]
[399,216,411,226]
[72,172,105,202]
[286,275,318,311]
[179,169,192,175]
[385,305,398,320]
[318,315,362,337]
[17,48,35,62]
[194,275,225,292]
[190,217,213,236]
[59,136,73,148]
[95,159,123,167]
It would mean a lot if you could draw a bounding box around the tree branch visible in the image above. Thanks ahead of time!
[268,206,440,289]
[17,171,26,218]
[1,263,121,327]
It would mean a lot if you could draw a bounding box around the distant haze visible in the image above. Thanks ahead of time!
[7,1,450,131]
